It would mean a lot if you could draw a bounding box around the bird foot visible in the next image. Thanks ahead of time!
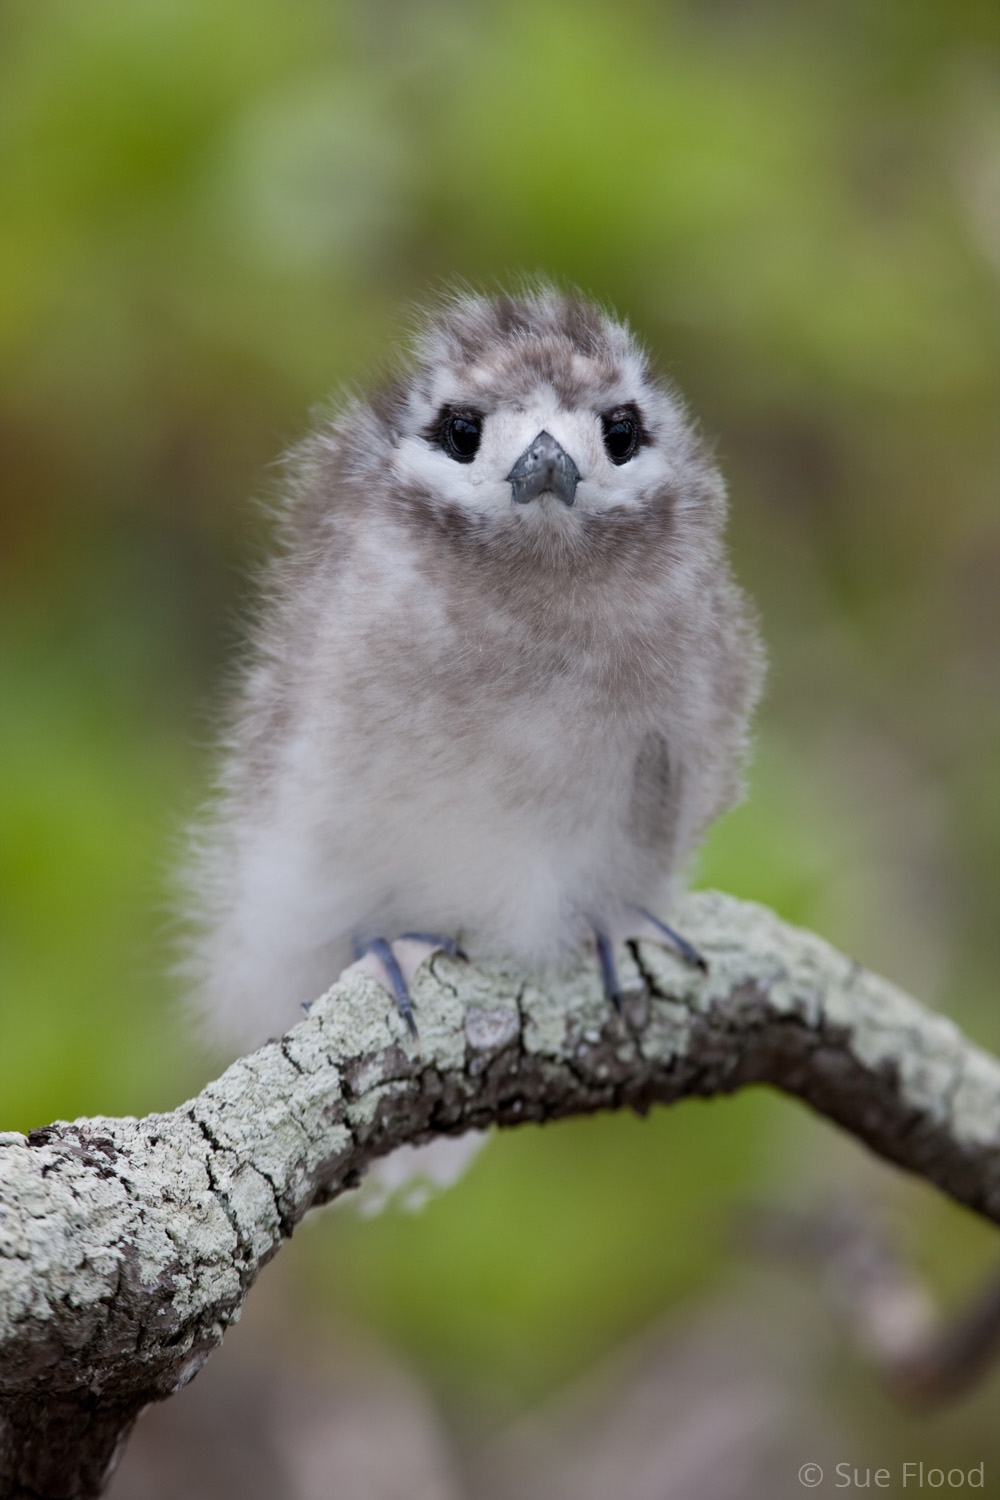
[594,907,707,1016]
[630,908,708,972]
[347,933,465,1037]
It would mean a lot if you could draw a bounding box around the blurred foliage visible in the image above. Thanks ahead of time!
[2,0,999,1451]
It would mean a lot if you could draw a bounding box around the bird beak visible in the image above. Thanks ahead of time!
[506,430,581,507]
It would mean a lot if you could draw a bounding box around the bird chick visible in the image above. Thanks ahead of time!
[184,286,764,1052]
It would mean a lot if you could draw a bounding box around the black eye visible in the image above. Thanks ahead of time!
[601,407,642,465]
[440,410,482,463]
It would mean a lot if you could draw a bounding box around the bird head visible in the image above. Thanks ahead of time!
[334,286,718,550]
[305,285,724,580]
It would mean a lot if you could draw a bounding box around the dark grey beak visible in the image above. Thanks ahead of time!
[506,430,581,507]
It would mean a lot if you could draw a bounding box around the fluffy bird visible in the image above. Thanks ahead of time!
[186,286,764,1051]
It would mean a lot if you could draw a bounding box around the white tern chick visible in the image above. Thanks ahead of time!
[186,286,764,1051]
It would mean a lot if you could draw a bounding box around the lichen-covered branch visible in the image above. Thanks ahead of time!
[3,890,1000,1499]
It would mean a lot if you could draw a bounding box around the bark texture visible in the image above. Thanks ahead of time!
[3,891,1000,1498]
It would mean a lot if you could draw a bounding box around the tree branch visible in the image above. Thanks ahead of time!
[3,890,1000,1498]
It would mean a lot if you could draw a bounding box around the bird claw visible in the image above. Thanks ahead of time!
[594,930,624,1016]
[348,933,466,1037]
[593,908,707,1016]
[633,908,708,972]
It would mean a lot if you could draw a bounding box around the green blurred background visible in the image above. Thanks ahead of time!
[2,0,999,1487]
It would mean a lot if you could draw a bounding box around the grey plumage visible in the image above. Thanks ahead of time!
[184,285,764,1051]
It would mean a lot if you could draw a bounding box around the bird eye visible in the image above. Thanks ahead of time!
[439,410,482,463]
[601,407,642,465]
